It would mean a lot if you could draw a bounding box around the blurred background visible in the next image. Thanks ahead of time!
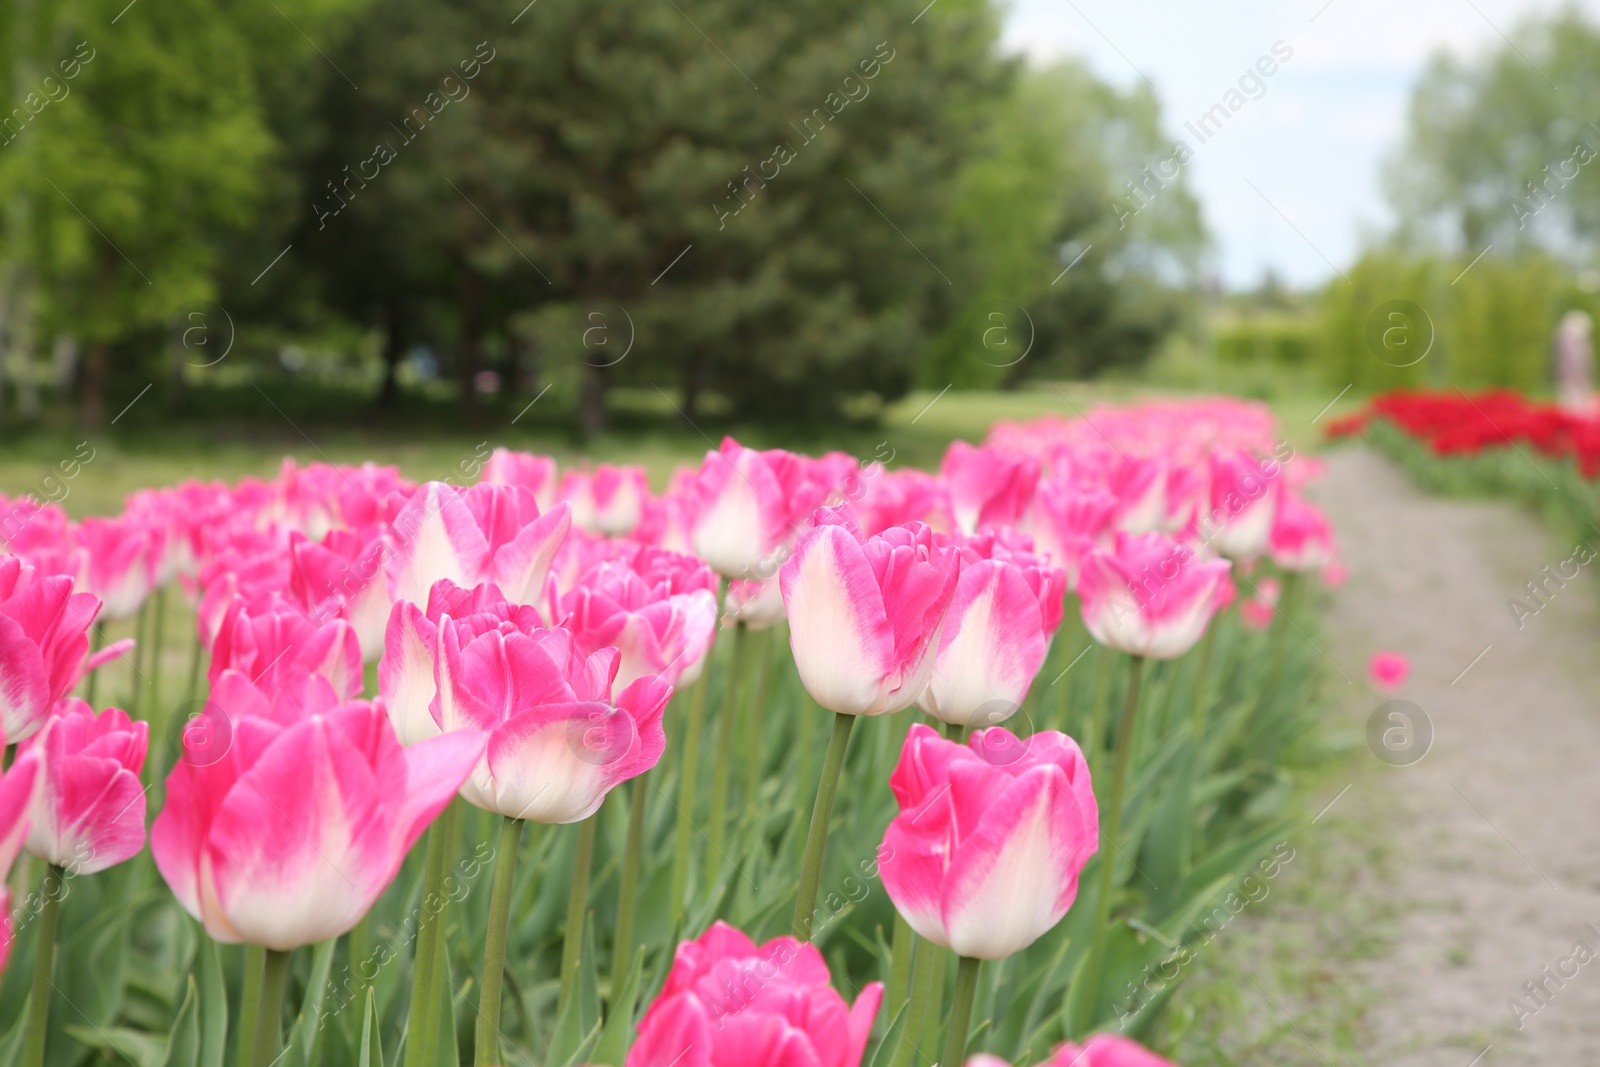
[1,0,1599,485]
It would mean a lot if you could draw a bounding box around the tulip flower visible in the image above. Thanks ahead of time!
[151,684,485,949]
[851,466,952,535]
[782,507,959,939]
[289,528,392,661]
[881,724,1097,959]
[915,531,1065,727]
[561,465,650,536]
[1044,1034,1181,1067]
[940,441,1039,535]
[1106,454,1168,535]
[209,596,363,707]
[1078,532,1234,660]
[1369,651,1409,692]
[1269,494,1337,572]
[385,481,570,609]
[0,747,37,977]
[1029,477,1118,586]
[558,553,718,689]
[74,516,159,621]
[881,724,1096,1065]
[780,508,959,718]
[0,556,113,742]
[689,437,835,579]
[724,576,785,630]
[1239,576,1281,631]
[626,921,883,1067]
[20,699,148,873]
[481,448,559,511]
[435,617,671,823]
[1201,449,1281,561]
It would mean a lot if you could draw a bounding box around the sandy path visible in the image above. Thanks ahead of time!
[1312,446,1600,1065]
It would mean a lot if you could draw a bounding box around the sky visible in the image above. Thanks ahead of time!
[998,0,1600,289]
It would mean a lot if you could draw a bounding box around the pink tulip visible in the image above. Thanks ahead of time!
[779,507,959,716]
[851,466,952,535]
[0,555,109,742]
[558,548,718,688]
[1369,651,1409,692]
[481,448,559,511]
[724,577,786,630]
[20,699,148,873]
[290,528,392,661]
[0,747,37,976]
[940,441,1039,535]
[562,465,650,536]
[433,606,672,823]
[915,531,1065,727]
[880,724,1097,959]
[384,481,570,609]
[690,438,835,579]
[1201,449,1281,561]
[1106,454,1168,535]
[1269,494,1337,572]
[152,685,485,949]
[379,580,543,746]
[1044,1034,1181,1067]
[1029,478,1119,587]
[626,921,883,1067]
[1078,532,1234,659]
[1322,559,1348,587]
[209,596,364,705]
[74,516,160,620]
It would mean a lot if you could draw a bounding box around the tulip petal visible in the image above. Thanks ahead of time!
[781,525,894,715]
[0,613,49,741]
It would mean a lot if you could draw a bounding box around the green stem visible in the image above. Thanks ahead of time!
[887,937,936,1067]
[886,914,914,1022]
[792,712,856,941]
[942,720,967,744]
[348,914,371,997]
[474,816,524,1067]
[1189,623,1218,740]
[1085,645,1112,768]
[235,944,267,1067]
[940,956,982,1067]
[669,662,712,930]
[1078,654,1143,1033]
[707,622,749,860]
[742,628,774,804]
[611,771,649,986]
[21,865,64,1067]
[148,585,167,718]
[128,598,149,712]
[252,949,292,1067]
[789,692,819,839]
[86,621,105,708]
[404,803,454,1067]
[555,815,598,1021]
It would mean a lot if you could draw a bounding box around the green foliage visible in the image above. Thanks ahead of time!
[1313,249,1597,393]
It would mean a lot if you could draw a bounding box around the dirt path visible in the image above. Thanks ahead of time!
[1311,446,1600,1065]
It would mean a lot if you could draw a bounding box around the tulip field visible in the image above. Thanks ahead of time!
[0,397,1347,1067]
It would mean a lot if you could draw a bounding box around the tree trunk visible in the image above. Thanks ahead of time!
[376,304,405,409]
[458,271,482,418]
[578,363,607,438]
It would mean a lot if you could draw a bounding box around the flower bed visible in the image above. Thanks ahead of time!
[0,398,1345,1067]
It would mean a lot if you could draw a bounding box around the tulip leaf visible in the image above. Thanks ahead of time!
[433,944,458,1067]
[160,976,200,1067]
[279,939,338,1067]
[62,1025,165,1067]
[861,997,908,1067]
[0,997,27,1067]
[589,945,644,1066]
[358,988,383,1067]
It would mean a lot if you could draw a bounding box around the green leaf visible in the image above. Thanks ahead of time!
[589,946,644,1067]
[358,989,383,1067]
[62,1025,165,1067]
[160,976,200,1067]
